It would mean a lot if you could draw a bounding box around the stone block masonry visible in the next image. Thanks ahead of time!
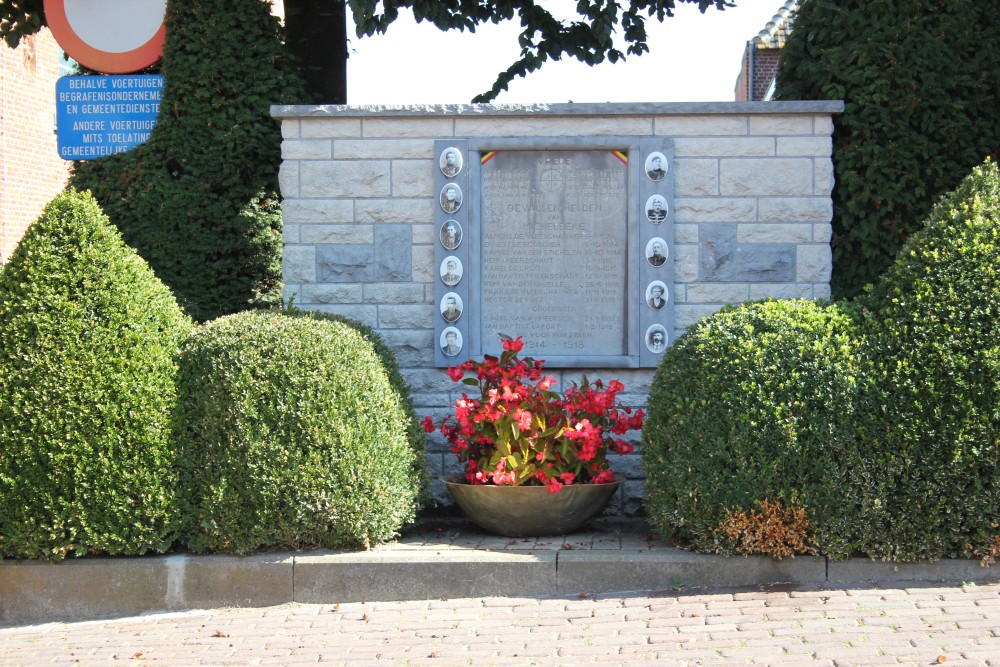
[272,101,842,510]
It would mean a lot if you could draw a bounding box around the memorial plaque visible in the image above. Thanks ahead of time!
[479,150,629,357]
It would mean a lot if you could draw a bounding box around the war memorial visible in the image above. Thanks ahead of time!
[272,101,842,508]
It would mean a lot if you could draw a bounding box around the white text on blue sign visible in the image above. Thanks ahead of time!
[56,75,164,160]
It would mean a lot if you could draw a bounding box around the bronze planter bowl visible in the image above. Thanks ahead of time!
[442,478,621,537]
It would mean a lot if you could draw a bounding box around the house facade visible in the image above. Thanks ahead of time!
[0,29,71,263]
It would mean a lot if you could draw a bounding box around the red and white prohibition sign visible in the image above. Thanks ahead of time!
[44,0,167,74]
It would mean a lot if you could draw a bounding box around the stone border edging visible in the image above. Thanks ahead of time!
[3,548,997,625]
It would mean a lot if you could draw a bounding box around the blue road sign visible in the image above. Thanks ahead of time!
[56,75,163,160]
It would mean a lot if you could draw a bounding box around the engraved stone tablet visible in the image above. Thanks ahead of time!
[480,150,628,357]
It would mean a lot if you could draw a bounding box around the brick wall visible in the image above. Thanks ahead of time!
[0,29,70,263]
[735,46,783,102]
[272,101,841,512]
[752,49,782,101]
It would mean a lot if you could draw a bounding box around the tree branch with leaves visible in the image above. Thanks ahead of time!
[3,0,732,103]
[349,0,732,102]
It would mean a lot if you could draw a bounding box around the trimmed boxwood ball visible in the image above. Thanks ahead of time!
[285,307,430,508]
[642,299,862,558]
[176,311,425,554]
[0,190,193,560]
[851,159,1000,562]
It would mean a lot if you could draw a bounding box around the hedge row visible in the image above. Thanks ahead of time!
[777,0,1000,299]
[644,159,1000,563]
[0,190,425,559]
[69,0,307,322]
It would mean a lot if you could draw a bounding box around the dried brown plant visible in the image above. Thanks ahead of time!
[979,535,1000,567]
[715,499,817,559]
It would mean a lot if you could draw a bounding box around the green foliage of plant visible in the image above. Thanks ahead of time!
[0,190,193,560]
[69,0,307,322]
[176,310,425,554]
[644,159,1000,562]
[850,159,1000,561]
[777,0,1000,299]
[285,305,430,507]
[643,299,862,558]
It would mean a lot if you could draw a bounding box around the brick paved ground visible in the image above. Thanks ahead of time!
[1,583,998,666]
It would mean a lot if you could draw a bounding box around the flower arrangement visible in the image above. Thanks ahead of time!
[422,335,644,493]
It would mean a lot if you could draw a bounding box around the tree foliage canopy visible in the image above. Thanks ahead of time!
[2,0,732,102]
[0,0,42,48]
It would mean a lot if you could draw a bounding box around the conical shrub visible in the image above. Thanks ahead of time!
[0,189,192,559]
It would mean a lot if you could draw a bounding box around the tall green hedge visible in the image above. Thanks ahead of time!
[777,0,1000,299]
[70,0,306,322]
[176,311,426,554]
[0,190,192,559]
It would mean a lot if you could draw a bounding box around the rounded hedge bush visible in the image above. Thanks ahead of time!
[852,159,1000,562]
[642,299,862,558]
[287,307,430,505]
[176,310,425,554]
[0,190,192,560]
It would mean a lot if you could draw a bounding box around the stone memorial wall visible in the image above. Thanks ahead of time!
[271,101,842,511]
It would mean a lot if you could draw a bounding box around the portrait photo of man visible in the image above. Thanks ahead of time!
[646,325,668,353]
[440,220,462,250]
[440,148,463,178]
[645,152,667,182]
[646,238,667,267]
[440,184,463,214]
[646,195,668,224]
[441,327,463,357]
[440,257,463,286]
[646,282,668,310]
[441,293,463,323]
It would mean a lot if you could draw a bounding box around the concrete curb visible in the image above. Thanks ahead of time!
[3,543,999,625]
